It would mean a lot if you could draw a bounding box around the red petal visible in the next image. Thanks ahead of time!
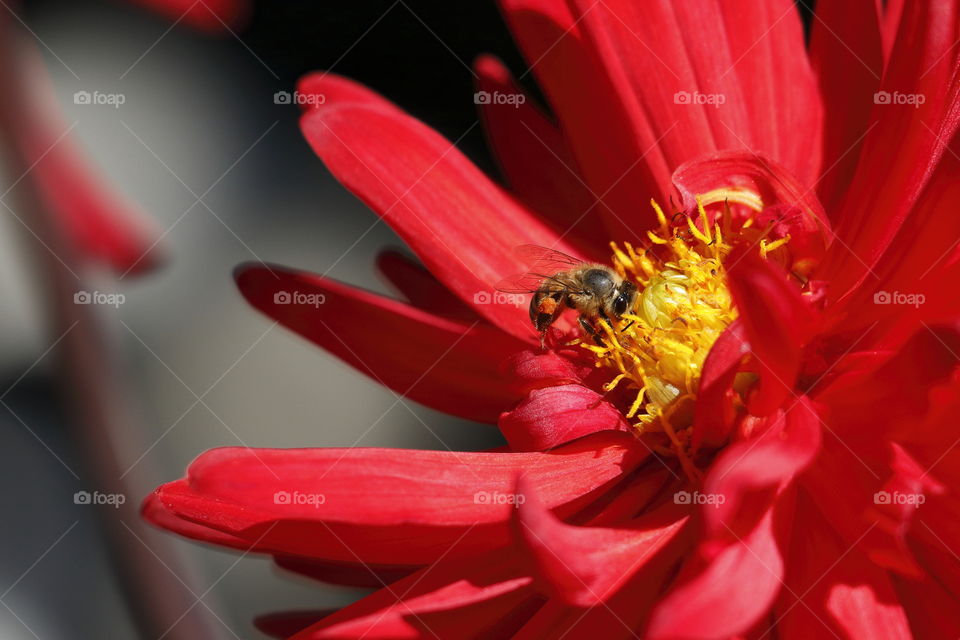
[125,0,249,32]
[775,495,911,640]
[672,151,830,274]
[148,432,648,566]
[272,555,414,588]
[701,397,821,549]
[893,573,960,639]
[498,0,665,236]
[567,0,822,190]
[502,348,595,396]
[235,263,526,423]
[255,611,330,639]
[827,145,960,334]
[512,535,689,640]
[289,551,536,639]
[514,477,688,606]
[295,72,384,111]
[498,384,631,452]
[298,74,582,339]
[2,34,163,275]
[820,0,960,298]
[473,55,605,257]
[647,491,794,640]
[725,245,818,415]
[375,249,479,321]
[693,320,749,450]
[809,0,884,212]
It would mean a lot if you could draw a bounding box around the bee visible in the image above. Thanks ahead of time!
[496,245,638,346]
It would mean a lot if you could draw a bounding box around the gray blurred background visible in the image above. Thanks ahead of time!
[0,1,528,637]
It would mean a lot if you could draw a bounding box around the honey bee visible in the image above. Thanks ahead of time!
[496,245,638,346]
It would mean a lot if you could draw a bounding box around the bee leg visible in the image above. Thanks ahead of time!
[579,316,605,347]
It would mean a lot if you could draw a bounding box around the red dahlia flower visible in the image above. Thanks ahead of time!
[146,1,960,638]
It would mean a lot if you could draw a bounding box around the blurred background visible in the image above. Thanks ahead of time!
[0,1,532,637]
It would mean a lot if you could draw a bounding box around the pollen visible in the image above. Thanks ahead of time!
[581,195,769,477]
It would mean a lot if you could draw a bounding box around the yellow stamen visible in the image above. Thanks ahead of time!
[588,196,766,474]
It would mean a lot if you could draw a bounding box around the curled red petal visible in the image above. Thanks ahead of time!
[725,245,818,415]
[672,151,830,273]
[501,348,595,396]
[235,263,526,423]
[647,490,794,640]
[498,384,631,452]
[513,476,688,607]
[693,320,749,450]
[272,555,415,588]
[701,396,821,549]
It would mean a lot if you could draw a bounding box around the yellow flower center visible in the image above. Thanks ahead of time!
[580,194,783,478]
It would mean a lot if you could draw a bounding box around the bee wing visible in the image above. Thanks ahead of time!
[495,272,584,295]
[494,245,587,294]
[513,244,585,272]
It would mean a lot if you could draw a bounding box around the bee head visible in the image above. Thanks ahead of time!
[612,281,637,317]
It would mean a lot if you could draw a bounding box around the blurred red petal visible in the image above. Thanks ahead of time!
[126,0,249,32]
[255,611,331,639]
[1,32,163,275]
